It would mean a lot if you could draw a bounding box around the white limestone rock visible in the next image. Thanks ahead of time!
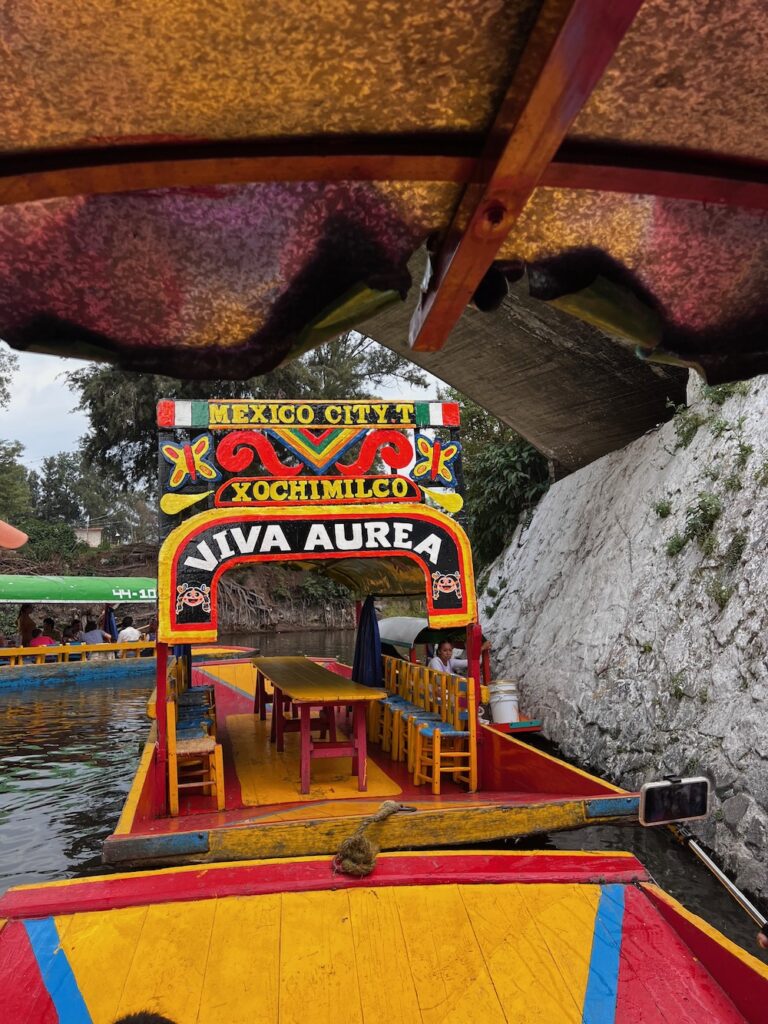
[483,372,768,895]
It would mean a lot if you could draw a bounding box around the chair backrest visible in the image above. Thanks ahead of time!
[441,675,477,736]
[382,655,399,693]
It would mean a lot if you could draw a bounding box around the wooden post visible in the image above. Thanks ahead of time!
[465,622,485,789]
[354,599,363,625]
[155,641,168,816]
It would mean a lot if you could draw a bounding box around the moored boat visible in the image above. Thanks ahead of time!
[0,573,250,687]
[104,397,642,868]
[2,849,767,1022]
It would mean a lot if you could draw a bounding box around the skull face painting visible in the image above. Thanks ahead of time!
[432,571,461,602]
[176,583,211,615]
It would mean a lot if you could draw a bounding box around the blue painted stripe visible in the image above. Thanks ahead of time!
[585,795,639,818]
[24,917,92,1023]
[582,884,625,1024]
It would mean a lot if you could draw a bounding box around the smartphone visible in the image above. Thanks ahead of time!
[639,777,710,826]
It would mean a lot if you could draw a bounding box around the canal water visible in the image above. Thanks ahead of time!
[0,628,763,957]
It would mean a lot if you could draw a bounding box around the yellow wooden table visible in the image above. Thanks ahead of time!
[253,656,385,793]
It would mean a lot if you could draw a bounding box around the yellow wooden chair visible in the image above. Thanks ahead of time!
[413,676,478,795]
[393,665,436,767]
[166,697,225,816]
[381,660,420,758]
[367,655,397,742]
[401,668,448,773]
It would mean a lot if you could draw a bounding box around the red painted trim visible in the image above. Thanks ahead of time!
[0,920,58,1023]
[643,886,768,1021]
[464,621,484,786]
[154,642,168,815]
[409,0,644,352]
[0,853,647,920]
[616,887,748,1023]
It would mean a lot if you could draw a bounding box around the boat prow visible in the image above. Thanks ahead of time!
[1,849,766,1022]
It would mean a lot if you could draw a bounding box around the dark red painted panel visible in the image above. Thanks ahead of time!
[0,921,58,1024]
[643,886,768,1023]
[616,886,744,1022]
[0,852,647,920]
[479,725,621,797]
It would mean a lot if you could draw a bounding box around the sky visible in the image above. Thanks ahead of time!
[0,346,90,468]
[0,342,442,468]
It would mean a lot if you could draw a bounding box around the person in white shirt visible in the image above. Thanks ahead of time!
[428,640,469,675]
[428,638,490,675]
[117,616,142,643]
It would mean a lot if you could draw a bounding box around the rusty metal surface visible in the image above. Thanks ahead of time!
[0,0,540,152]
[571,0,768,161]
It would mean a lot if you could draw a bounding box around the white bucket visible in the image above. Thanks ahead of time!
[489,680,520,723]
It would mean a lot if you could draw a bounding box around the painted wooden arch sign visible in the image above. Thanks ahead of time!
[158,505,476,642]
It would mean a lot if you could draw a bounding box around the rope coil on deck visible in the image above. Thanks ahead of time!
[333,800,413,877]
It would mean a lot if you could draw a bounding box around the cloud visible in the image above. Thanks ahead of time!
[0,346,89,467]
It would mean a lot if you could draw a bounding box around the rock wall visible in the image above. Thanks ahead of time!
[481,374,768,895]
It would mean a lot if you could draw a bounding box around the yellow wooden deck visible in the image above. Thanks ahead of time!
[228,714,402,804]
[49,881,604,1023]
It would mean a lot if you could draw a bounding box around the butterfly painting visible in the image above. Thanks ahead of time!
[410,433,461,488]
[161,433,221,490]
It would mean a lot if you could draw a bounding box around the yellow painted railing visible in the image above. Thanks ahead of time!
[0,641,156,666]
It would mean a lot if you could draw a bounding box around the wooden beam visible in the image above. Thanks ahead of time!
[0,135,480,206]
[408,0,646,352]
[2,135,768,215]
[542,150,768,212]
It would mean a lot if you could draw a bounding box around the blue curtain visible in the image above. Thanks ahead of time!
[352,596,382,687]
[104,606,118,642]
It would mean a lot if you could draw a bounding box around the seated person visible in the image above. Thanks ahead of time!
[117,616,142,656]
[428,640,468,675]
[29,626,55,647]
[61,626,84,661]
[29,626,57,662]
[42,616,61,642]
[428,638,490,675]
[81,620,113,660]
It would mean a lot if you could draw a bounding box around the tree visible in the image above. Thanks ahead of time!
[0,441,32,524]
[0,345,18,410]
[67,333,427,489]
[28,454,82,523]
[444,389,550,568]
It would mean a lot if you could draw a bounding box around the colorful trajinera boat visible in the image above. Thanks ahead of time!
[0,575,249,687]
[97,397,644,868]
[3,849,768,1022]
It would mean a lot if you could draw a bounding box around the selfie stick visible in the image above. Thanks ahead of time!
[675,824,766,928]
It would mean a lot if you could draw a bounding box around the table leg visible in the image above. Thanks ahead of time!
[276,686,285,752]
[352,703,367,791]
[300,704,311,794]
[258,672,266,721]
[269,683,276,743]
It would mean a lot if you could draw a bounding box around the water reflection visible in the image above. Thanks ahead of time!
[0,680,150,892]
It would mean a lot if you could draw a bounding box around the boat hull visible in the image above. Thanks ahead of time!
[2,850,767,1023]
